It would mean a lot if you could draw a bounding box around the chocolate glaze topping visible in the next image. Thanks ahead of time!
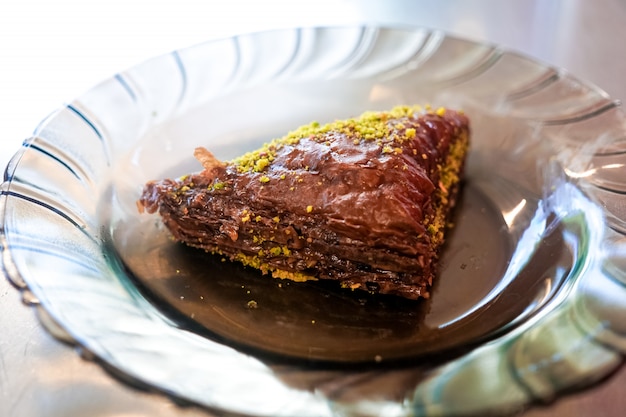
[139,105,470,299]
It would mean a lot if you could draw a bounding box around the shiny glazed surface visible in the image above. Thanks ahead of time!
[2,26,626,417]
[138,108,469,300]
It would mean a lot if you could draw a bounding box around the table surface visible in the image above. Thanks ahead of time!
[1,1,625,416]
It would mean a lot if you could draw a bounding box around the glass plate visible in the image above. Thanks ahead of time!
[2,26,626,417]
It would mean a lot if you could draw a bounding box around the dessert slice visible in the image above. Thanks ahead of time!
[138,105,469,299]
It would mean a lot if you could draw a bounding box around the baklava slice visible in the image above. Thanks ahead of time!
[138,105,470,299]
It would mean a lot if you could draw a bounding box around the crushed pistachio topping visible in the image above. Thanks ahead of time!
[423,130,469,245]
[231,252,315,282]
[231,104,451,173]
[208,181,226,191]
[254,157,270,172]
